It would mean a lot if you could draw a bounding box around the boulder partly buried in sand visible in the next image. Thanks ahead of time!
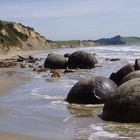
[110,64,134,85]
[66,76,117,104]
[44,53,67,69]
[134,59,140,70]
[67,51,98,69]
[120,70,140,85]
[102,78,140,123]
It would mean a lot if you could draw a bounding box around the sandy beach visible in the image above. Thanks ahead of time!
[0,51,45,140]
[0,49,50,60]
[0,76,44,140]
[0,76,24,96]
[0,131,43,140]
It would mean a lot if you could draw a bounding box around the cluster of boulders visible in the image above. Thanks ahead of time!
[2,50,140,123]
[44,51,98,69]
[65,58,140,123]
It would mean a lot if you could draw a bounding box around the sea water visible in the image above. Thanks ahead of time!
[0,45,139,139]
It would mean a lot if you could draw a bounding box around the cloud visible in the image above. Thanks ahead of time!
[1,0,140,40]
[1,0,139,19]
[0,0,95,19]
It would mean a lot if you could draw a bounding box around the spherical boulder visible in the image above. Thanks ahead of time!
[65,76,117,104]
[109,64,134,85]
[102,78,140,123]
[67,51,98,69]
[44,53,67,69]
[120,70,140,85]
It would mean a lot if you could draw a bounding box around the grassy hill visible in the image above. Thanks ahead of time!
[95,35,140,46]
[0,20,55,52]
[55,40,80,47]
[121,36,140,45]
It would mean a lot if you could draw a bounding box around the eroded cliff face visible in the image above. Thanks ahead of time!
[0,20,55,52]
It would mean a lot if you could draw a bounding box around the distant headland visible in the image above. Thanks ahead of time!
[0,20,140,52]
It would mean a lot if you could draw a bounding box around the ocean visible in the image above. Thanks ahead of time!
[0,45,140,140]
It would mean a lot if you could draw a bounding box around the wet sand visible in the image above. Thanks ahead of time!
[0,131,43,140]
[0,74,45,140]
[0,49,49,60]
[0,51,42,140]
[0,76,24,96]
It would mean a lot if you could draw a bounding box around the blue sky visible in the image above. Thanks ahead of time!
[0,0,140,40]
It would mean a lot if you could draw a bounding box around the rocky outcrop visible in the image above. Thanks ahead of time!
[0,20,55,52]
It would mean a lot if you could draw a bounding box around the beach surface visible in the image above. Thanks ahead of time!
[0,131,43,140]
[0,53,44,140]
[0,72,44,140]
[0,46,139,139]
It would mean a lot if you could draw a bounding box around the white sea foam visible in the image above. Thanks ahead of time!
[63,115,73,122]
[31,88,64,100]
[88,131,119,140]
[43,95,63,100]
[50,100,67,105]
[90,124,103,131]
[32,92,63,100]
[89,124,120,140]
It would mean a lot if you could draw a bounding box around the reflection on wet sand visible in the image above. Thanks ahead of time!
[0,107,9,116]
[67,104,103,117]
[0,131,43,140]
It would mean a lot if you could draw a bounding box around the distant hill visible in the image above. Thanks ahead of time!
[95,35,140,45]
[0,20,55,52]
[94,35,125,45]
[55,35,140,47]
[121,36,140,45]
[54,40,96,48]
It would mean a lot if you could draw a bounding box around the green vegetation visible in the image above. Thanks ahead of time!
[95,35,140,46]
[121,37,140,45]
[0,21,28,49]
[55,40,80,46]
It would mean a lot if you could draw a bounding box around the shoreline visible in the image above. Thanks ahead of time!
[0,49,50,60]
[0,75,24,96]
[0,50,45,140]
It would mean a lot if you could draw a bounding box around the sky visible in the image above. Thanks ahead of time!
[0,0,140,40]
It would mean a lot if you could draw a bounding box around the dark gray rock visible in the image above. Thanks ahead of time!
[120,70,140,85]
[66,76,117,104]
[64,53,70,58]
[44,53,67,69]
[67,51,98,69]
[109,64,134,85]
[134,59,140,70]
[102,78,140,123]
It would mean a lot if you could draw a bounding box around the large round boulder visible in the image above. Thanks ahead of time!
[67,51,98,69]
[66,76,117,104]
[109,64,134,85]
[44,53,67,69]
[120,70,140,85]
[102,78,140,123]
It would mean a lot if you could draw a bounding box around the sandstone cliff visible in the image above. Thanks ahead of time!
[0,20,55,52]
